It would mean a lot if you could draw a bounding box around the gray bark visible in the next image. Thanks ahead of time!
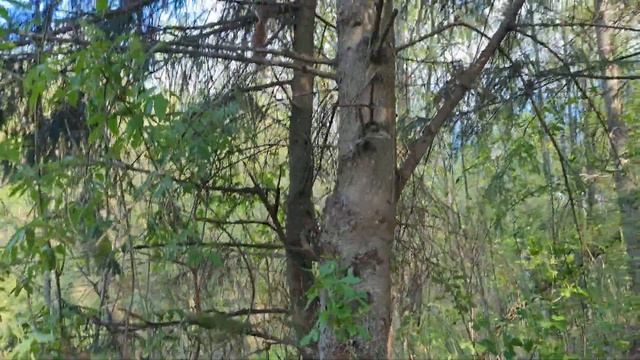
[318,0,397,357]
[316,1,524,357]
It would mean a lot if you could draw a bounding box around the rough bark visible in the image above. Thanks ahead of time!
[317,0,397,357]
[286,0,319,356]
[595,0,640,293]
[315,1,525,358]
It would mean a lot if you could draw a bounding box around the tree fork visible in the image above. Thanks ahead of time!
[318,0,396,356]
[317,0,526,358]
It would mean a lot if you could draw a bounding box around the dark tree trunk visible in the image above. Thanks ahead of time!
[286,0,319,356]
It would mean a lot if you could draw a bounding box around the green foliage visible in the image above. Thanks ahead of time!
[1,0,639,358]
[185,312,248,332]
[301,260,371,346]
[96,0,108,13]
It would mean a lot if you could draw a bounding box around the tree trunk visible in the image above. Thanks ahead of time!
[595,0,640,293]
[317,0,397,357]
[595,0,640,356]
[314,0,524,357]
[286,0,319,355]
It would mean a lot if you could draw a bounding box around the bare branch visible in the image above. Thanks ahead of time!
[396,21,494,53]
[131,241,283,251]
[396,0,526,196]
[157,46,337,79]
[204,307,288,316]
[396,22,464,53]
[247,172,287,243]
[165,40,335,65]
[81,160,265,195]
[195,217,275,229]
[518,22,640,33]
[538,71,640,80]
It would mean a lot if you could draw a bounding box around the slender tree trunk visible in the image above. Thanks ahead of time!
[317,0,397,357]
[286,0,318,355]
[595,0,640,356]
[595,0,640,293]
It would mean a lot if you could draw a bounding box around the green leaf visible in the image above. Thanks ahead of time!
[0,6,9,21]
[54,244,66,257]
[126,113,144,147]
[0,42,15,50]
[206,250,223,267]
[6,228,26,252]
[504,348,516,360]
[478,338,498,355]
[107,116,119,135]
[10,337,36,358]
[342,270,361,285]
[96,0,108,13]
[41,245,56,270]
[95,238,112,264]
[24,64,53,110]
[88,126,103,144]
[300,328,319,347]
[186,247,205,267]
[523,339,535,352]
[0,138,21,163]
[154,94,169,120]
[319,261,336,277]
[31,331,54,343]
